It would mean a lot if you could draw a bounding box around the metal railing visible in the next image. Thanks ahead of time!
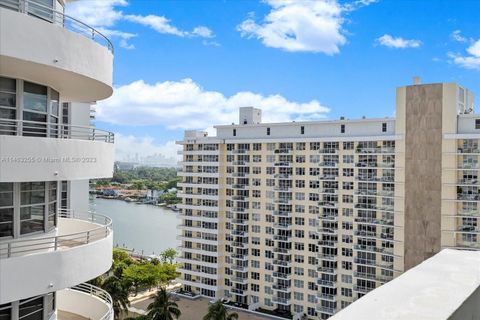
[0,0,114,53]
[0,209,112,258]
[67,283,113,320]
[0,118,114,143]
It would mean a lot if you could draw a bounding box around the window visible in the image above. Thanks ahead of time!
[0,302,12,320]
[0,183,13,238]
[233,129,236,136]
[341,124,345,133]
[267,127,270,135]
[19,296,44,320]
[23,81,48,137]
[476,119,480,130]
[0,77,16,132]
[301,126,305,134]
[382,123,387,132]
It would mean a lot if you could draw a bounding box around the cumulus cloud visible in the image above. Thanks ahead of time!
[66,0,214,49]
[115,134,180,166]
[66,0,127,27]
[96,79,330,129]
[236,0,377,54]
[376,34,422,49]
[237,0,345,54]
[449,39,480,70]
[123,15,214,38]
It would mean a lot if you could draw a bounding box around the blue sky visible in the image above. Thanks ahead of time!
[67,0,480,164]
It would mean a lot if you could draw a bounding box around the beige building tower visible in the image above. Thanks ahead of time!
[177,80,476,319]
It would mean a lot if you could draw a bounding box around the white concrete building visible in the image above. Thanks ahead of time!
[0,0,115,319]
[177,80,480,319]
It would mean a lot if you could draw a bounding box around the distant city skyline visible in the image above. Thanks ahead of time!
[66,0,480,162]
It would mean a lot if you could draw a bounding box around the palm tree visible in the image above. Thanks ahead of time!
[147,288,181,320]
[102,276,130,319]
[203,300,238,320]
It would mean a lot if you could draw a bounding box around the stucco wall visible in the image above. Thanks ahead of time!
[403,84,443,270]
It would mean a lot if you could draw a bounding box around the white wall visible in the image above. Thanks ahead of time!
[0,219,113,304]
[0,8,113,102]
[216,119,396,140]
[57,288,113,320]
[0,136,115,182]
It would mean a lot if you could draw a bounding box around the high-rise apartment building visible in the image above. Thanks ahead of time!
[177,80,477,319]
[0,1,115,319]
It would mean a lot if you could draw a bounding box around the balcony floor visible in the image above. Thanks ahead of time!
[58,311,88,320]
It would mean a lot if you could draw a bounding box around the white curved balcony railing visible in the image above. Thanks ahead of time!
[58,283,113,320]
[0,0,114,53]
[0,209,112,258]
[0,118,114,143]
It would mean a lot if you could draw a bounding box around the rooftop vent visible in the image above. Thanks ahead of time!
[413,76,422,85]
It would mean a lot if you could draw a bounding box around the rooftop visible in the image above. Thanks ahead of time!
[331,249,480,320]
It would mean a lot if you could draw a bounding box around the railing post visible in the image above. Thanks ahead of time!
[7,243,11,258]
[86,231,90,244]
[19,0,26,13]
[54,237,58,251]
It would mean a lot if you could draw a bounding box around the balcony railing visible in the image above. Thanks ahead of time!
[0,118,114,143]
[0,0,114,53]
[0,209,112,258]
[63,283,114,320]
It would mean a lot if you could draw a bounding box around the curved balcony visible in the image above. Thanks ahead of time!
[0,119,114,182]
[0,210,113,304]
[0,0,113,101]
[57,283,113,320]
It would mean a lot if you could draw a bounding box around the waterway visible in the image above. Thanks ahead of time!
[90,197,178,256]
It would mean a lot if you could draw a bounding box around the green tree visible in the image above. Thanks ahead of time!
[102,276,130,319]
[160,248,177,264]
[123,263,160,295]
[203,300,238,320]
[146,288,181,320]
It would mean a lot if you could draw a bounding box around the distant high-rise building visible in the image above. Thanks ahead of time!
[176,80,477,319]
[0,0,115,319]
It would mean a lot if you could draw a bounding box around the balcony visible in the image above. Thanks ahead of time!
[317,253,337,261]
[318,279,337,288]
[0,120,114,182]
[272,272,292,280]
[0,0,113,101]
[316,306,336,315]
[318,267,337,275]
[317,293,336,302]
[57,283,113,320]
[356,147,395,154]
[272,296,291,305]
[272,284,291,292]
[0,210,113,304]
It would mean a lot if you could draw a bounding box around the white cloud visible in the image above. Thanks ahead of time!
[376,34,422,49]
[65,0,127,27]
[451,30,467,43]
[115,134,180,166]
[66,0,215,50]
[236,0,377,54]
[124,15,186,36]
[96,79,330,129]
[192,26,214,38]
[237,0,346,54]
[97,28,137,50]
[449,39,480,70]
[124,15,214,38]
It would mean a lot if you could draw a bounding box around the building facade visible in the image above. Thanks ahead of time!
[177,81,477,319]
[0,0,115,319]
